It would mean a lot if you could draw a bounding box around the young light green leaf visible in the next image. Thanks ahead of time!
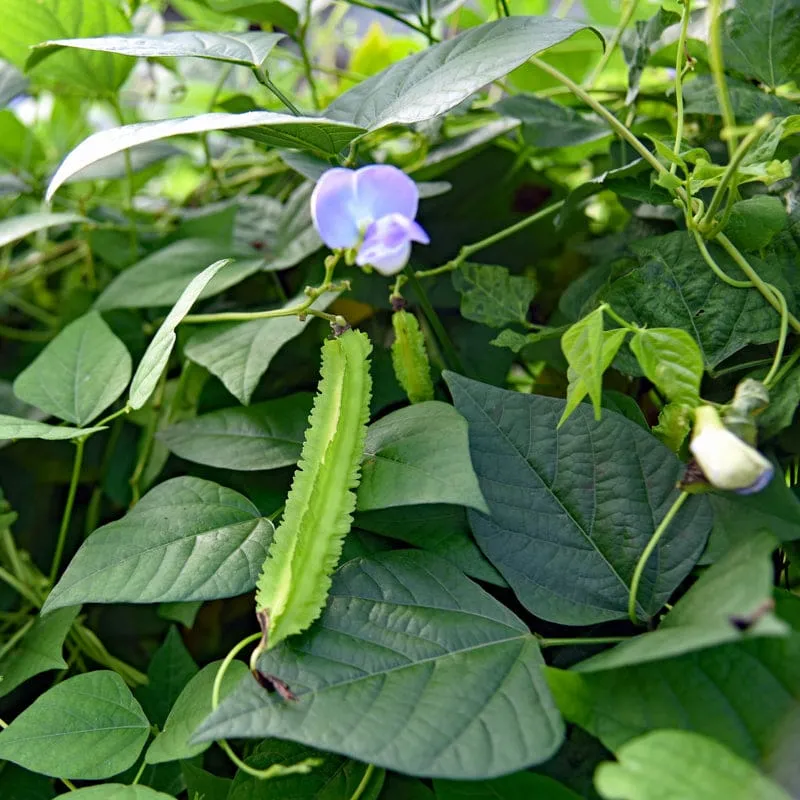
[0,415,105,441]
[357,401,489,513]
[560,307,604,422]
[28,30,286,71]
[128,259,230,411]
[95,240,263,310]
[573,530,786,672]
[446,372,712,626]
[0,212,86,248]
[0,607,78,699]
[13,311,131,426]
[194,551,564,779]
[452,263,537,328]
[47,113,364,201]
[42,477,273,614]
[184,291,338,405]
[256,329,372,649]
[326,16,601,129]
[51,786,176,800]
[391,309,434,404]
[0,671,150,779]
[629,328,703,406]
[159,393,313,471]
[0,0,133,95]
[652,402,691,452]
[146,660,248,764]
[595,730,792,800]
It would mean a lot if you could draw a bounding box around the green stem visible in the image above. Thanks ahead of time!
[708,0,737,156]
[71,623,148,685]
[339,0,437,39]
[297,6,322,111]
[700,117,771,230]
[253,67,301,115]
[0,617,34,660]
[496,0,510,16]
[529,57,669,179]
[670,0,692,174]
[583,0,640,89]
[404,269,465,374]
[131,759,148,785]
[538,635,631,648]
[0,566,40,606]
[129,373,166,507]
[49,438,85,584]
[628,492,689,624]
[415,200,564,280]
[203,64,234,190]
[692,228,750,289]
[109,95,138,260]
[763,290,790,388]
[600,303,641,331]
[350,765,377,800]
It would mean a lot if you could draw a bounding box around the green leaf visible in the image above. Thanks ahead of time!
[135,627,199,728]
[29,30,286,71]
[95,240,264,311]
[0,763,54,800]
[41,477,273,613]
[194,551,564,779]
[489,326,568,353]
[355,504,505,586]
[495,94,610,148]
[0,0,133,95]
[0,111,45,172]
[0,212,86,248]
[757,360,800,438]
[160,393,313,470]
[128,258,230,411]
[145,659,248,764]
[435,773,582,799]
[13,311,131,426]
[451,263,537,328]
[326,17,601,129]
[629,328,703,405]
[184,291,338,405]
[560,307,605,421]
[228,739,385,800]
[382,775,435,800]
[46,113,363,201]
[724,196,788,252]
[600,231,789,368]
[595,730,791,800]
[53,787,175,800]
[683,75,799,121]
[722,0,800,88]
[572,530,786,672]
[652,402,691,452]
[357,401,488,513]
[0,671,150,779]
[0,415,105,440]
[621,7,679,104]
[0,608,78,699]
[445,372,712,625]
[182,763,233,800]
[548,633,800,792]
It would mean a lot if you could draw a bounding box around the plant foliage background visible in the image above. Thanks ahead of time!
[0,0,799,798]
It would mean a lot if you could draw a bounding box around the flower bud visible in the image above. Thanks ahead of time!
[689,405,773,494]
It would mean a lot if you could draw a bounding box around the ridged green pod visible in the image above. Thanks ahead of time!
[255,329,372,649]
[391,309,434,404]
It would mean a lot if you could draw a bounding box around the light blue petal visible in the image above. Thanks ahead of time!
[355,212,427,275]
[310,168,360,249]
[735,463,774,494]
[353,165,418,224]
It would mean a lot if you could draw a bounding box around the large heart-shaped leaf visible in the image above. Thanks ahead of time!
[28,30,286,71]
[326,16,600,129]
[357,401,488,513]
[595,730,791,800]
[13,311,131,426]
[128,258,230,411]
[46,113,364,201]
[184,292,338,405]
[0,212,86,248]
[0,671,150,779]
[95,240,263,311]
[41,477,273,613]
[193,551,564,779]
[0,0,132,95]
[159,393,313,470]
[445,372,712,625]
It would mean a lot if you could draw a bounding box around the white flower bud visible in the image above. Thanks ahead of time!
[689,405,773,494]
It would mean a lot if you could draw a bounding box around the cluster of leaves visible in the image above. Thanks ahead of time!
[0,0,799,799]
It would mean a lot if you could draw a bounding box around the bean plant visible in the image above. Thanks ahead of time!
[0,0,799,797]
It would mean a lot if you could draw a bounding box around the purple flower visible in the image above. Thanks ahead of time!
[310,165,430,276]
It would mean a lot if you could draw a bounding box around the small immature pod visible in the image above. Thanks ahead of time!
[255,329,372,649]
[391,309,434,404]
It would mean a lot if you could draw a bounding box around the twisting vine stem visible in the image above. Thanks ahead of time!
[670,0,692,173]
[707,0,738,156]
